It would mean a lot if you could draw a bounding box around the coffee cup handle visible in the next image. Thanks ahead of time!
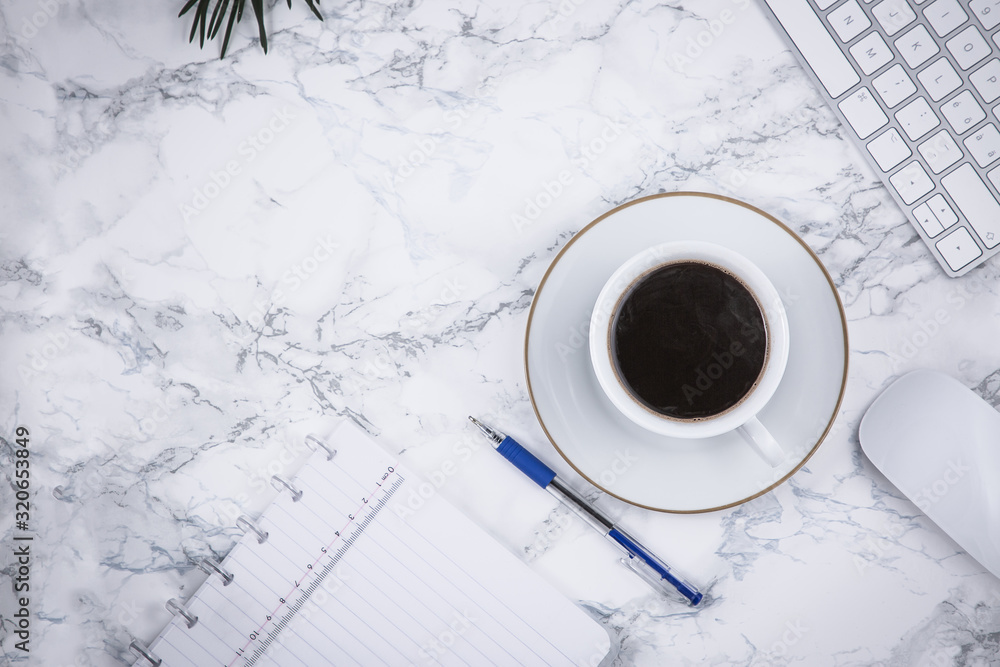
[737,417,786,467]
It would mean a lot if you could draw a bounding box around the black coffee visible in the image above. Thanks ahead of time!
[610,261,767,420]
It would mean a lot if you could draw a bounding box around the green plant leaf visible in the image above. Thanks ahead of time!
[303,0,322,21]
[196,0,213,47]
[219,0,243,57]
[180,0,323,58]
[208,0,229,39]
[250,0,267,54]
[178,0,199,16]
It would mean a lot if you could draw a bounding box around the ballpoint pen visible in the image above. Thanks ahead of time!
[468,416,704,606]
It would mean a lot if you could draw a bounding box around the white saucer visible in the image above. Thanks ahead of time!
[524,192,848,512]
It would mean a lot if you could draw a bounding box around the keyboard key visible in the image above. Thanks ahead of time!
[816,0,838,8]
[839,88,889,138]
[988,164,1000,191]
[896,97,940,140]
[963,123,1000,166]
[928,193,959,226]
[828,1,872,42]
[868,128,912,170]
[970,59,1000,102]
[946,26,991,70]
[936,226,983,270]
[919,130,964,173]
[762,0,861,98]
[924,0,970,37]
[895,25,940,69]
[970,0,1000,30]
[889,161,935,203]
[913,202,946,236]
[941,163,1000,247]
[872,0,917,35]
[850,32,894,75]
[873,64,917,107]
[918,58,962,101]
[941,91,987,133]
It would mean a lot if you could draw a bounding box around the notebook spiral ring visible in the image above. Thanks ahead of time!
[127,423,608,666]
[197,557,234,585]
[305,434,336,460]
[166,598,198,628]
[128,640,161,666]
[237,515,269,544]
[271,475,303,501]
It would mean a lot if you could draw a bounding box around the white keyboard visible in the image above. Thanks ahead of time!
[760,0,1000,277]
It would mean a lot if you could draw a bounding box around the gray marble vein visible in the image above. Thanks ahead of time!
[1,0,1000,665]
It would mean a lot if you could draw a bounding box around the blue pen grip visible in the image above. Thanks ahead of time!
[496,437,557,488]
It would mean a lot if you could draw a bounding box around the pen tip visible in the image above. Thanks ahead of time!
[467,416,504,445]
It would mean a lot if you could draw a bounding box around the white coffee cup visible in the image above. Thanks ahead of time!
[589,241,790,467]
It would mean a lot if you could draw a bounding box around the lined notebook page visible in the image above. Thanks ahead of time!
[137,422,609,666]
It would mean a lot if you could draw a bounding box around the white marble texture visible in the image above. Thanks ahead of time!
[2,0,1000,665]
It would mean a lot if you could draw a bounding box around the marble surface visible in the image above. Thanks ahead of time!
[2,0,1000,665]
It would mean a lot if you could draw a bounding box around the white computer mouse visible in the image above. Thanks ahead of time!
[859,369,1000,579]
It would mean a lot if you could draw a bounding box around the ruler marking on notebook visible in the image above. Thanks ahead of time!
[233,473,405,666]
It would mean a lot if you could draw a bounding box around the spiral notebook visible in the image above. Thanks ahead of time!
[130,422,610,666]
